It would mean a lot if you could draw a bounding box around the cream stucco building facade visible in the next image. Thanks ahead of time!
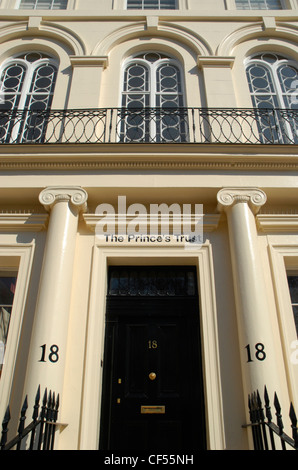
[0,0,297,451]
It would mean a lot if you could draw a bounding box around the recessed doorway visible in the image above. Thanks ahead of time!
[99,266,206,450]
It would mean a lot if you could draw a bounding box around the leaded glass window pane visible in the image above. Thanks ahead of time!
[156,63,184,107]
[127,0,176,9]
[108,267,197,297]
[277,64,298,109]
[122,64,150,108]
[26,63,57,110]
[246,63,278,108]
[0,63,26,112]
[235,0,282,9]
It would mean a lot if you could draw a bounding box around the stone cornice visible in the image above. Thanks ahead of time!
[1,10,297,20]
[0,213,48,231]
[257,214,298,232]
[0,143,297,171]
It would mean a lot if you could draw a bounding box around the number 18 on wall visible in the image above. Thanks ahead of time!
[39,344,59,363]
[245,343,266,362]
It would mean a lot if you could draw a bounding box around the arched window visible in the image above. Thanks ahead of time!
[120,52,187,142]
[0,51,58,143]
[246,53,298,143]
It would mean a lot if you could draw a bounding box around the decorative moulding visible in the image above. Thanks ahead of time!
[257,214,298,232]
[0,21,86,56]
[2,157,298,172]
[0,213,48,231]
[83,213,220,233]
[69,55,109,68]
[197,56,235,68]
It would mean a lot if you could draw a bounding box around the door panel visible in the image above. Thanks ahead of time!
[100,267,206,450]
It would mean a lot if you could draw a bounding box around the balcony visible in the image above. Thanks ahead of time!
[0,107,297,145]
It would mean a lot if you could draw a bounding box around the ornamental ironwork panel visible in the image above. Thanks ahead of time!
[0,107,297,144]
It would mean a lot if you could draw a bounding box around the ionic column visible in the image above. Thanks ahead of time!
[24,187,88,397]
[217,188,280,398]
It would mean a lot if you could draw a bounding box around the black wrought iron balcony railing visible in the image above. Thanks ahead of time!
[0,107,297,145]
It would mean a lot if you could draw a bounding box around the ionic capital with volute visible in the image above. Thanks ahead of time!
[39,186,88,213]
[217,188,267,214]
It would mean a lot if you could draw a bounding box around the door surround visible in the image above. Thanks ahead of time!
[79,245,225,450]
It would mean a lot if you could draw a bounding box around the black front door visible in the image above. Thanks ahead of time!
[100,266,206,450]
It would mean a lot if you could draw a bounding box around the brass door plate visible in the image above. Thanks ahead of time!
[141,405,165,414]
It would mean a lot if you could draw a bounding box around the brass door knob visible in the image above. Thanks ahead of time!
[149,372,157,381]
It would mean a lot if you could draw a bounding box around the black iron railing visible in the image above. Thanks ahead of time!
[0,386,59,450]
[246,386,298,450]
[0,107,297,145]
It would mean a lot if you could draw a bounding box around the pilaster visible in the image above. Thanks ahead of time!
[68,56,108,108]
